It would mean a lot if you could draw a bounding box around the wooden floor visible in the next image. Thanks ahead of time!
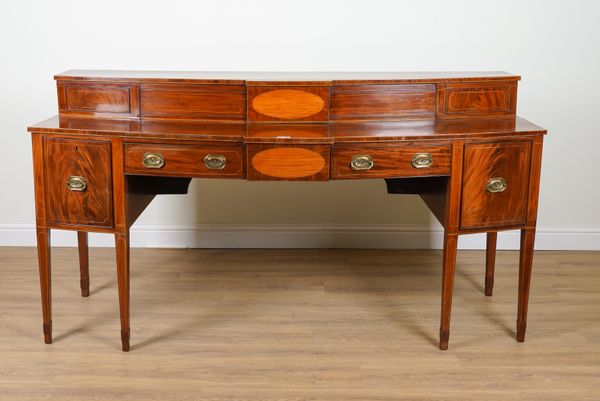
[0,247,599,400]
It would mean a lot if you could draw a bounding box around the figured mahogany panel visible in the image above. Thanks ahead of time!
[460,141,531,229]
[124,143,244,178]
[248,86,330,122]
[331,84,435,120]
[332,143,451,179]
[43,138,113,228]
[247,144,330,180]
[140,84,246,121]
[57,82,139,118]
[437,81,517,119]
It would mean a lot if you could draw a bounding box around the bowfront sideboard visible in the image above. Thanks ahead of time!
[28,71,546,351]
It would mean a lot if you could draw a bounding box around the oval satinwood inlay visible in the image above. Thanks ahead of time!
[252,89,325,119]
[251,147,326,178]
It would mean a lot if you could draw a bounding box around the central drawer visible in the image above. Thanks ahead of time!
[332,143,452,179]
[124,143,244,178]
[246,144,331,181]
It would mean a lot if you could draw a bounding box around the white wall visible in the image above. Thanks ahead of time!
[1,0,599,249]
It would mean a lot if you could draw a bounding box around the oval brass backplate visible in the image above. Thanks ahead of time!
[66,175,87,192]
[411,153,433,168]
[143,153,165,169]
[350,155,374,171]
[486,177,507,193]
[204,154,227,170]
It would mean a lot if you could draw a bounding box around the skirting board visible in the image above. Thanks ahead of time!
[0,224,599,250]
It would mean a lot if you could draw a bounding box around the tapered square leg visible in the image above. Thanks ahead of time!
[77,231,90,297]
[485,232,497,296]
[517,228,536,342]
[36,227,52,344]
[439,232,458,350]
[115,232,130,351]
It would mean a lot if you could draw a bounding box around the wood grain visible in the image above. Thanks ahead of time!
[43,138,113,228]
[111,137,130,351]
[526,136,544,226]
[124,143,244,178]
[439,233,458,350]
[460,141,531,229]
[330,84,435,120]
[248,144,330,180]
[248,86,330,122]
[517,228,536,342]
[77,231,89,297]
[27,71,547,355]
[58,82,139,118]
[252,89,325,119]
[246,124,331,143]
[332,143,451,179]
[3,247,597,401]
[54,69,522,84]
[35,228,52,344]
[115,232,130,351]
[485,231,497,296]
[51,72,524,122]
[140,84,246,121]
[66,85,130,113]
[437,81,517,119]
[29,115,547,143]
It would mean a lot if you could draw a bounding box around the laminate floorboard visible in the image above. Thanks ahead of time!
[0,247,598,400]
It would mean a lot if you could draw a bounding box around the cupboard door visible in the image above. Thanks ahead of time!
[44,138,113,228]
[460,141,531,229]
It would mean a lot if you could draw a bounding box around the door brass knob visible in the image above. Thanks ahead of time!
[487,177,507,193]
[66,176,87,192]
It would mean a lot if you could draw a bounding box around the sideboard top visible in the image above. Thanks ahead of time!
[54,70,521,85]
[29,116,546,143]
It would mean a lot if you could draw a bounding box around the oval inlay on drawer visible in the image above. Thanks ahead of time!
[252,89,325,119]
[251,147,326,178]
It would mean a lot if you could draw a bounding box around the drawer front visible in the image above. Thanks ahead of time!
[140,84,246,121]
[437,81,517,119]
[43,138,113,228]
[124,143,244,178]
[460,141,531,229]
[247,144,330,181]
[331,84,436,120]
[332,143,451,179]
[57,82,139,118]
[248,86,330,122]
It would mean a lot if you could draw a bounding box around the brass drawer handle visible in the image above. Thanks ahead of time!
[204,154,226,170]
[487,177,507,193]
[350,155,373,171]
[66,176,87,192]
[412,153,433,168]
[143,153,165,169]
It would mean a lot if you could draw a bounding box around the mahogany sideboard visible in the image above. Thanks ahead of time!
[28,70,546,351]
